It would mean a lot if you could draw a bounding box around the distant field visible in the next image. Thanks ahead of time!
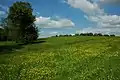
[0,36,120,80]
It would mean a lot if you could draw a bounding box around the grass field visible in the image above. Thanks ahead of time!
[0,36,120,80]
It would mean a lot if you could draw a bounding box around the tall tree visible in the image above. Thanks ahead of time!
[7,1,38,43]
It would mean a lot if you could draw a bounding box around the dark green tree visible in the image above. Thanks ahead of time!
[0,28,4,41]
[104,34,109,37]
[97,33,102,36]
[110,34,115,37]
[75,33,79,36]
[7,1,38,43]
[0,28,8,41]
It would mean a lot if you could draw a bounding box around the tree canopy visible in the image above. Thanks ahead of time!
[6,1,38,43]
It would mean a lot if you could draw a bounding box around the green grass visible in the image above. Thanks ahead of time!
[0,36,120,80]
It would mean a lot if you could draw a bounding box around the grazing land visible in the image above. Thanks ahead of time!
[0,36,120,80]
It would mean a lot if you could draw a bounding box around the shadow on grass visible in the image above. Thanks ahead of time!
[0,39,46,54]
[18,40,46,45]
[0,44,23,54]
[30,41,46,44]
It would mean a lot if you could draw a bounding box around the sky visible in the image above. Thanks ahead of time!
[0,0,120,37]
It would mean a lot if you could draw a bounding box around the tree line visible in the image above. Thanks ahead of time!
[0,1,38,44]
[54,33,115,37]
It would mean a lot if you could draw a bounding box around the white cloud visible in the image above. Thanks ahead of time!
[0,11,5,16]
[40,31,44,33]
[35,12,40,16]
[35,16,75,28]
[0,26,3,28]
[39,31,59,38]
[78,27,110,34]
[50,31,58,35]
[0,5,8,10]
[100,0,120,5]
[67,0,104,15]
[71,33,75,36]
[66,0,120,34]
[85,14,120,28]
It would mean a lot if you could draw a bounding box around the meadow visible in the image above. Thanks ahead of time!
[0,36,120,80]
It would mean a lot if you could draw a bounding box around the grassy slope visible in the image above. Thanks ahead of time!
[0,36,120,80]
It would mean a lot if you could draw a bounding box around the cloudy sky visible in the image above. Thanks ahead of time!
[0,0,120,37]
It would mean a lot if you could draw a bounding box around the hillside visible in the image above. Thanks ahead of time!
[0,36,120,80]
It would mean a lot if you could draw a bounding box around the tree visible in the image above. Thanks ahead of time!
[80,33,84,36]
[59,35,63,37]
[55,35,58,37]
[88,33,93,36]
[94,33,98,36]
[110,34,115,37]
[7,1,38,43]
[0,28,8,41]
[0,28,4,41]
[104,34,109,37]
[69,34,72,36]
[97,33,102,36]
[75,33,79,36]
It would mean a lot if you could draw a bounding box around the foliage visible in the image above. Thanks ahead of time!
[57,33,115,37]
[104,34,109,37]
[110,34,115,37]
[0,28,7,41]
[94,33,103,36]
[7,1,38,43]
[75,33,80,36]
[55,35,58,37]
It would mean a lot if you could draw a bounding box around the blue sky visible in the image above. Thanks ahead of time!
[0,0,120,37]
